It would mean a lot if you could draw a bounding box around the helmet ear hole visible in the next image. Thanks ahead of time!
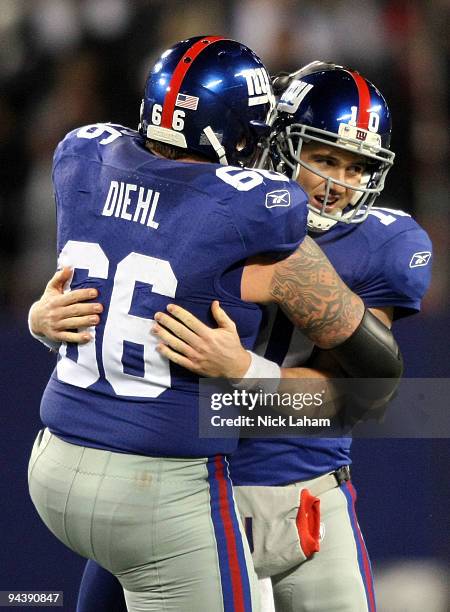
[236,137,247,152]
[235,134,260,166]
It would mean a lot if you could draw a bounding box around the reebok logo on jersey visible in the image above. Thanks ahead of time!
[409,251,431,268]
[265,189,291,208]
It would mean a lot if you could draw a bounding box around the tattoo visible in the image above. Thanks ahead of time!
[269,236,364,348]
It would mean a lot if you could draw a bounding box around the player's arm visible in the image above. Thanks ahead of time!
[368,306,393,329]
[154,237,401,383]
[154,296,400,420]
[154,300,341,417]
[242,236,403,382]
[154,299,333,380]
[299,306,394,378]
[242,236,364,349]
[153,302,393,382]
[29,267,103,349]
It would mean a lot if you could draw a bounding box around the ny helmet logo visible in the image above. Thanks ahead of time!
[278,80,313,115]
[241,68,275,108]
[356,129,367,141]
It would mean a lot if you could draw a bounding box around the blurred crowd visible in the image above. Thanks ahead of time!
[0,0,448,314]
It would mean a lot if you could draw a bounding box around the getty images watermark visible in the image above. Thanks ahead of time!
[200,378,450,439]
[209,389,331,429]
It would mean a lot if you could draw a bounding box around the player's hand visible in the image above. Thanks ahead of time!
[153,301,251,378]
[29,267,103,344]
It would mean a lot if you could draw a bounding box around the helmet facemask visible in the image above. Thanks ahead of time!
[274,122,395,231]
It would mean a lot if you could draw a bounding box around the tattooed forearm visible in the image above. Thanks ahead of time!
[270,236,364,349]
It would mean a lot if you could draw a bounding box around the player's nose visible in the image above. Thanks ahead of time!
[326,167,347,192]
[328,176,347,194]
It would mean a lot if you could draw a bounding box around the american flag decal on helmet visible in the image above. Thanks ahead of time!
[176,93,199,110]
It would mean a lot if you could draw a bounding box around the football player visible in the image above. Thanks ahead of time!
[126,63,433,611]
[27,38,402,612]
[30,58,408,609]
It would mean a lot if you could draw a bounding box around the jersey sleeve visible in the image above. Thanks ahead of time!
[219,170,308,257]
[53,124,137,170]
[362,226,432,318]
[52,127,86,168]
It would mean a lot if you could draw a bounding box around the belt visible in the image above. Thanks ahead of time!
[295,465,351,498]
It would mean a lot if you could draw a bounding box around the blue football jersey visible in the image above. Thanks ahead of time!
[41,123,308,458]
[229,207,433,484]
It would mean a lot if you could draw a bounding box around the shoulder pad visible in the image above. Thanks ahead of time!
[54,123,137,165]
[208,166,308,258]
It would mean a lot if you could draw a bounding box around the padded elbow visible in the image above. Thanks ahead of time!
[329,309,403,379]
[329,310,403,424]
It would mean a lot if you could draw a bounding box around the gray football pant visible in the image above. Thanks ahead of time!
[270,482,375,612]
[28,429,260,612]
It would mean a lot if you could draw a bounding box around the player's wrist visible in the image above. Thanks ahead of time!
[231,351,281,393]
[28,302,43,336]
[28,303,61,352]
[226,349,252,379]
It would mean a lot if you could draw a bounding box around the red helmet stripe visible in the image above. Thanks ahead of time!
[348,71,371,130]
[161,36,225,129]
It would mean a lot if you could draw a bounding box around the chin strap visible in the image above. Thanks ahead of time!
[203,126,228,165]
[307,208,342,232]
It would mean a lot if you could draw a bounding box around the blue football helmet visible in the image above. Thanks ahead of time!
[139,36,275,167]
[270,61,395,231]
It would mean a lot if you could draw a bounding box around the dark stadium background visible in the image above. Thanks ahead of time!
[1,2,448,610]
